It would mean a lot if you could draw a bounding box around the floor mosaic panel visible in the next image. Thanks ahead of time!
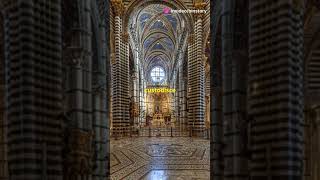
[110,137,210,180]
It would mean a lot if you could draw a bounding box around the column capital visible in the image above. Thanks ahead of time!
[111,0,125,16]
[193,0,206,19]
[194,0,206,10]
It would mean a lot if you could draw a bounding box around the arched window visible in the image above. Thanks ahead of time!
[150,66,165,83]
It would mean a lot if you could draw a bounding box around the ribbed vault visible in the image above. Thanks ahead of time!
[127,3,190,85]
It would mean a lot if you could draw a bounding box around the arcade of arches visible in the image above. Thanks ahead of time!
[0,0,319,180]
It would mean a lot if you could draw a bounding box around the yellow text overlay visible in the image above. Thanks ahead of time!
[145,88,176,93]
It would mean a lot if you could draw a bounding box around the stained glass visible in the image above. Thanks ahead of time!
[150,66,165,83]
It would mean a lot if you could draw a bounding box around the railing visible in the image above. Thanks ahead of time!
[111,126,210,139]
[138,127,189,137]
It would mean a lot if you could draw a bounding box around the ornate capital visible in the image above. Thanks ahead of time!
[194,0,206,10]
[193,0,206,19]
[111,0,125,16]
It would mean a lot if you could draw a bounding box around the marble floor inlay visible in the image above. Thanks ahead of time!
[110,137,210,180]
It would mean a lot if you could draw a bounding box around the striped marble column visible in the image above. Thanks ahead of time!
[139,73,143,125]
[187,13,205,136]
[175,70,179,123]
[92,4,109,178]
[142,74,145,125]
[64,0,93,179]
[211,44,223,180]
[133,49,140,126]
[0,14,8,179]
[3,1,63,179]
[170,78,175,119]
[133,63,139,126]
[249,0,304,179]
[221,0,249,179]
[179,63,186,132]
[210,1,224,179]
[104,1,111,177]
[111,0,130,135]
[187,35,195,130]
[182,74,188,132]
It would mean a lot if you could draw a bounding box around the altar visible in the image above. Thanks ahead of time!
[152,113,165,127]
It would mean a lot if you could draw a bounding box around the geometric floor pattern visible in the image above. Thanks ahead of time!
[110,137,210,180]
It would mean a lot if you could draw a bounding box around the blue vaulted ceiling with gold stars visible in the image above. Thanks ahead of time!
[129,4,188,85]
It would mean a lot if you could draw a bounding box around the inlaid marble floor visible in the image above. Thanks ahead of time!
[110,137,210,180]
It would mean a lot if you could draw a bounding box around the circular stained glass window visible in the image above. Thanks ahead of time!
[150,66,165,83]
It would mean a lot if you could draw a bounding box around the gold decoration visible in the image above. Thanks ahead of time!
[111,0,125,16]
[194,0,206,10]
[130,102,139,117]
[193,0,206,19]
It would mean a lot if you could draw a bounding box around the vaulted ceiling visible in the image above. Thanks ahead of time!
[129,4,188,85]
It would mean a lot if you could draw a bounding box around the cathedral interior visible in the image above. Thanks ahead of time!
[0,0,320,180]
